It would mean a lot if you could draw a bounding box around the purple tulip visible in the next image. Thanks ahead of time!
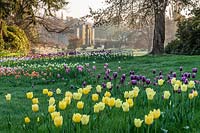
[120,78,125,84]
[152,69,156,74]
[187,73,191,78]
[129,71,135,75]
[97,74,101,79]
[184,79,188,84]
[159,71,162,75]
[93,66,96,70]
[181,76,187,81]
[146,79,151,85]
[70,85,74,89]
[142,76,146,82]
[122,74,126,80]
[113,72,118,79]
[177,89,181,94]
[180,66,183,71]
[192,73,196,78]
[102,83,106,88]
[159,75,163,79]
[131,80,137,85]
[82,81,86,87]
[130,75,134,80]
[192,68,198,73]
[173,72,176,77]
[167,75,171,80]
[153,82,157,86]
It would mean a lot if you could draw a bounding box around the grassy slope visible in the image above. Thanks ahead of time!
[0,55,200,132]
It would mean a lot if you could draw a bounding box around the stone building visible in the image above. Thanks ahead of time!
[35,17,95,52]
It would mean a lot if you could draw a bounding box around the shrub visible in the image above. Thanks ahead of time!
[1,22,30,55]
[165,8,200,55]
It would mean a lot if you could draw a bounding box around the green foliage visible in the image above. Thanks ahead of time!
[165,8,200,55]
[1,24,30,55]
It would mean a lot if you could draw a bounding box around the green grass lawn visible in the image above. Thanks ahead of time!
[0,55,200,132]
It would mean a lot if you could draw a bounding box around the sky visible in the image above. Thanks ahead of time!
[58,0,105,19]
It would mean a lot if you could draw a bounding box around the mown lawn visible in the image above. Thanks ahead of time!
[0,55,200,132]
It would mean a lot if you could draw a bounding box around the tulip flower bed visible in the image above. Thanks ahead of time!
[0,55,200,132]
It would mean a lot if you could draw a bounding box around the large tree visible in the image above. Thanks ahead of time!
[0,0,69,48]
[89,0,199,54]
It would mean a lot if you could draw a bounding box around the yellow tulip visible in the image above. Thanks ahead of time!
[115,99,122,108]
[32,98,39,104]
[72,113,82,123]
[153,109,161,119]
[189,93,194,99]
[48,91,53,97]
[54,115,63,127]
[65,91,73,98]
[124,91,129,99]
[134,118,143,128]
[56,88,61,94]
[126,98,134,108]
[175,80,182,86]
[98,102,105,111]
[78,88,83,93]
[188,81,195,88]
[92,94,99,102]
[133,86,140,92]
[81,115,90,125]
[146,89,156,100]
[102,96,109,104]
[48,105,56,113]
[26,92,33,99]
[24,117,30,123]
[158,79,164,86]
[94,103,100,113]
[145,114,154,125]
[43,89,48,95]
[5,93,11,101]
[193,90,198,97]
[181,84,187,92]
[77,101,84,109]
[82,88,91,95]
[171,78,176,85]
[122,102,129,112]
[32,104,39,112]
[49,97,55,105]
[104,91,111,97]
[59,100,67,110]
[63,96,71,105]
[96,85,102,93]
[163,91,171,100]
[173,84,179,91]
[106,82,112,89]
[129,90,135,99]
[73,92,82,100]
[108,97,115,107]
[133,89,139,98]
[51,112,60,120]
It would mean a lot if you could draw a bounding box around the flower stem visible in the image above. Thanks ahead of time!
[147,125,150,133]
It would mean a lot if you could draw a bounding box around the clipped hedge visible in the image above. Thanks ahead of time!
[165,8,200,55]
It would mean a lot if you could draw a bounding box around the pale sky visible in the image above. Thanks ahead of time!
[58,0,105,19]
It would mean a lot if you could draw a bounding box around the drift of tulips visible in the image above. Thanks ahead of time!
[1,55,200,132]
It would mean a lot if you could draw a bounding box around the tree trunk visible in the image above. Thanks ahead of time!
[150,10,165,54]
